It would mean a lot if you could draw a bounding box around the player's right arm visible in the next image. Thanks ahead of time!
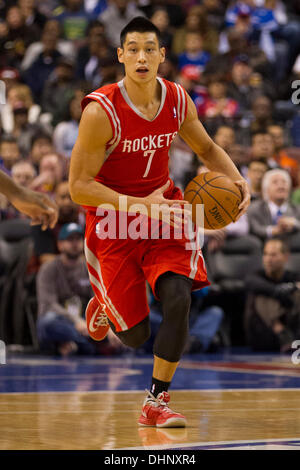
[69,101,138,209]
[69,101,187,223]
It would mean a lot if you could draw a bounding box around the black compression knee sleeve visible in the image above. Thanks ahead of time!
[108,316,150,349]
[153,272,193,362]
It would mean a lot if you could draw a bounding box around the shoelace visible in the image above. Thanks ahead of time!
[145,389,173,413]
[95,312,109,327]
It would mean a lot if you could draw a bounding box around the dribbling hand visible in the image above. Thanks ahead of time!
[234,179,251,221]
[145,181,191,228]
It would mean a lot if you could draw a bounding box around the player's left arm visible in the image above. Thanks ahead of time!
[179,94,250,218]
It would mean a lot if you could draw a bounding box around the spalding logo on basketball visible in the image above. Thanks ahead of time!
[184,171,242,230]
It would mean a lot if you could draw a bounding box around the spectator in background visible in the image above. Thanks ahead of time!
[267,124,299,186]
[4,4,40,67]
[177,64,203,105]
[12,160,36,187]
[158,54,178,82]
[228,143,250,178]
[0,67,20,101]
[30,152,65,197]
[249,95,274,134]
[196,75,239,135]
[0,134,21,173]
[31,180,82,265]
[172,5,219,57]
[0,160,37,220]
[291,168,300,206]
[226,0,300,80]
[150,7,173,52]
[41,57,77,127]
[17,0,47,34]
[251,131,277,168]
[227,54,275,112]
[200,0,226,31]
[213,126,236,154]
[2,83,43,135]
[29,132,54,171]
[247,168,300,242]
[266,0,300,80]
[53,0,94,43]
[99,0,145,48]
[36,222,96,356]
[84,0,108,16]
[21,19,76,72]
[53,90,84,158]
[23,30,62,101]
[205,26,273,80]
[75,20,113,86]
[224,1,278,63]
[178,31,210,76]
[9,98,46,157]
[246,159,268,201]
[244,237,300,352]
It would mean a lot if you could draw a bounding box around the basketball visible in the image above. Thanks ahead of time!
[184,171,242,229]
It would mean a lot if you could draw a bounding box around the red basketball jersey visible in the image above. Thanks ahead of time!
[81,77,188,211]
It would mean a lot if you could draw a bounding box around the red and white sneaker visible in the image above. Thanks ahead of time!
[138,391,187,428]
[85,296,109,341]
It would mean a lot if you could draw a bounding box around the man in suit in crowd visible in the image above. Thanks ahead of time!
[247,168,300,241]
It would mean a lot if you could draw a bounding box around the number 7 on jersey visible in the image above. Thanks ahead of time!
[143,150,156,178]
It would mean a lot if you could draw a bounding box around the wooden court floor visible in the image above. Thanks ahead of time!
[0,389,300,450]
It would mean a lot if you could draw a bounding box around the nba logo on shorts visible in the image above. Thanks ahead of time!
[0,340,6,364]
[173,107,177,118]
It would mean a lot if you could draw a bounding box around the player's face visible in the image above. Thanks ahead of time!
[117,32,165,83]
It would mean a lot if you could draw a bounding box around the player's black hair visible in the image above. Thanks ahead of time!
[120,16,162,48]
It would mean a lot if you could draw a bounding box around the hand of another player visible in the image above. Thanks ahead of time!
[234,179,251,221]
[11,187,58,230]
[145,180,192,228]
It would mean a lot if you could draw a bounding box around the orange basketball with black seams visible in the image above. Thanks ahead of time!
[184,171,242,229]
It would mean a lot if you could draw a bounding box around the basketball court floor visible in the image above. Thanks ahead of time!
[0,350,300,450]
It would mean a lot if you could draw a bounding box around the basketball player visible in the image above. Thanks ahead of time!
[69,17,250,427]
[0,169,58,230]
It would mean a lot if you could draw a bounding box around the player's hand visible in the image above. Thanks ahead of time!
[234,179,251,221]
[11,187,58,230]
[145,181,191,228]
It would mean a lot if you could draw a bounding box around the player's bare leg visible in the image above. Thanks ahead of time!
[152,356,178,382]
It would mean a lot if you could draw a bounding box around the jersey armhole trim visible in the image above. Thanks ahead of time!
[82,93,121,152]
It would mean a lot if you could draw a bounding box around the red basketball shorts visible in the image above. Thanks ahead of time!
[84,210,210,332]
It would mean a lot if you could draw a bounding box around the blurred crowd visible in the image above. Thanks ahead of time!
[1,0,300,356]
